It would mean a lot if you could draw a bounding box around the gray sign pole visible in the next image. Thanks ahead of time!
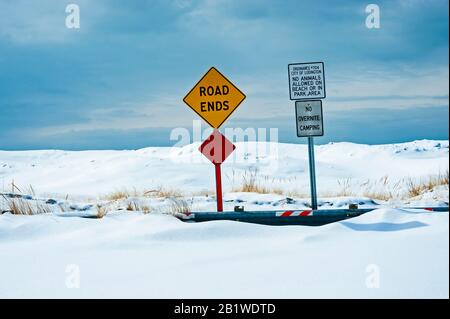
[294,100,322,210]
[307,136,318,210]
[289,62,326,211]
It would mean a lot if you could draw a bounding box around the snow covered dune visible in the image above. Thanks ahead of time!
[0,140,448,298]
[0,140,448,200]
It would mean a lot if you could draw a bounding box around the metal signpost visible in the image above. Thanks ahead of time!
[199,130,236,212]
[174,63,450,223]
[289,62,326,210]
[184,67,245,211]
[295,100,323,210]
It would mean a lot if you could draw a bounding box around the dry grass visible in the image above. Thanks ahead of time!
[336,178,354,197]
[230,168,287,194]
[168,198,192,214]
[102,188,140,201]
[356,171,449,200]
[360,176,402,201]
[406,179,422,198]
[407,170,449,198]
[227,167,449,202]
[2,169,447,217]
[102,186,183,201]
[1,182,52,215]
[10,179,22,193]
[105,190,130,201]
[125,200,151,214]
[94,200,151,217]
[229,167,303,195]
[361,190,394,201]
[95,205,107,218]
[144,186,182,198]
[270,188,285,195]
[57,202,69,212]
[2,196,51,215]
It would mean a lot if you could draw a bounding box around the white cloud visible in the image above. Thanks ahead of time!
[33,62,448,138]
[7,0,446,138]
[176,0,296,53]
[172,0,193,10]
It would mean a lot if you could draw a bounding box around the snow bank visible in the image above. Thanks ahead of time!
[0,208,447,298]
[0,140,448,201]
[0,140,448,298]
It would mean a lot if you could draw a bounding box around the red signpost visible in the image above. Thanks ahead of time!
[199,129,236,212]
[184,67,244,213]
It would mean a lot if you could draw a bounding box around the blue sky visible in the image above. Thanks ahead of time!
[0,0,448,150]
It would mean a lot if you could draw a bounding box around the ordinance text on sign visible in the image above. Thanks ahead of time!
[288,62,326,100]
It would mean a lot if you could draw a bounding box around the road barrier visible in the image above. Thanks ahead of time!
[177,207,449,226]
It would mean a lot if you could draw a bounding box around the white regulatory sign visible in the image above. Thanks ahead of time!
[288,62,326,100]
[295,100,324,137]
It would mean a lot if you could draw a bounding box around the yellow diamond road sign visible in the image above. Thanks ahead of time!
[183,67,246,129]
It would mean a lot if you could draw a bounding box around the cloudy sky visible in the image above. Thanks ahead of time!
[0,0,448,150]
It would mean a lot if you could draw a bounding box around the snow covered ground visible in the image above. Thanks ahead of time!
[0,140,448,298]
[0,139,448,200]
[0,208,448,298]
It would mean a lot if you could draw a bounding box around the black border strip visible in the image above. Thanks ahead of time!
[1,299,447,318]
